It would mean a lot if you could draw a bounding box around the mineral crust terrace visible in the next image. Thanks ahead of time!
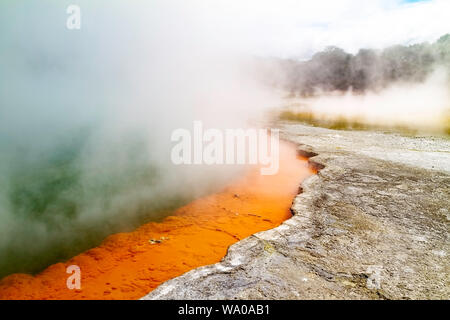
[142,123,450,300]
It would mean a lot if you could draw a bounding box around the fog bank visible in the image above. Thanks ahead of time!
[0,1,278,278]
[281,69,450,134]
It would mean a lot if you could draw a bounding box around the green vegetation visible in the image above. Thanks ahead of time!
[279,110,423,135]
[277,34,450,96]
[445,116,450,136]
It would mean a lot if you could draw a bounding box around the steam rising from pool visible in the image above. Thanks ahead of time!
[281,69,450,134]
[0,1,279,278]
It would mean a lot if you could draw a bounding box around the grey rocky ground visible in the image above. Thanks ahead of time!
[143,124,450,300]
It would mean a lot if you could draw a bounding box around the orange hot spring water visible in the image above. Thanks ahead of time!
[0,141,316,300]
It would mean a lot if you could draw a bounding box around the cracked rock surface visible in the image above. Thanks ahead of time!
[142,124,450,300]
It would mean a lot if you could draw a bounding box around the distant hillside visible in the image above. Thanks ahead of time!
[274,34,450,96]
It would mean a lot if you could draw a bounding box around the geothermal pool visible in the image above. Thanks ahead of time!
[0,141,314,300]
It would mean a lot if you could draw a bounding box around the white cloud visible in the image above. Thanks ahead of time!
[186,0,450,57]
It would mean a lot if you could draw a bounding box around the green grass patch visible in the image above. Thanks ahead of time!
[278,110,448,137]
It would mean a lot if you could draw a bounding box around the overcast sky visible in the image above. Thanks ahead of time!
[1,0,448,60]
[198,0,450,58]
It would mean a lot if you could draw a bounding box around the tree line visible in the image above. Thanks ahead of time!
[275,34,450,96]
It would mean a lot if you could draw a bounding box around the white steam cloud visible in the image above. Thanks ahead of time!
[0,0,279,277]
[286,69,450,133]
